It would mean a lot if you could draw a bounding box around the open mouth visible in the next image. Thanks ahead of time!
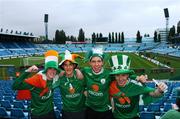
[118,79,127,86]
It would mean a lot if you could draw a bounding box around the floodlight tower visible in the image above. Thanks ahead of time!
[44,14,48,41]
[164,8,169,42]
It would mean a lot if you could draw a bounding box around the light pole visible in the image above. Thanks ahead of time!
[164,8,169,42]
[44,14,48,41]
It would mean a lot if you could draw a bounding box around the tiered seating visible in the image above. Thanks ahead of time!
[0,80,30,118]
[139,81,180,119]
[1,42,19,49]
[0,49,12,57]
[0,78,180,119]
[0,80,62,119]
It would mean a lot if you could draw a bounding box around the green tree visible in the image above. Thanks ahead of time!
[112,32,114,43]
[55,30,60,43]
[108,32,111,43]
[78,28,85,42]
[158,34,161,42]
[99,33,103,38]
[70,35,76,42]
[177,25,180,34]
[55,30,66,44]
[118,32,121,43]
[96,33,99,38]
[136,30,142,43]
[92,32,96,44]
[115,32,118,43]
[59,30,66,44]
[169,25,176,43]
[121,32,124,43]
[154,31,158,42]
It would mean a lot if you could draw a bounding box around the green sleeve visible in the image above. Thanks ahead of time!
[130,74,146,86]
[130,74,137,80]
[52,78,61,89]
[160,110,174,119]
[12,72,33,90]
[142,86,162,105]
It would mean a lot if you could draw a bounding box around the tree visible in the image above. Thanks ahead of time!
[169,25,176,43]
[99,33,103,38]
[154,31,158,42]
[59,30,66,44]
[177,25,180,34]
[115,32,118,43]
[136,30,142,43]
[70,36,77,42]
[121,32,124,43]
[55,30,59,43]
[92,32,96,44]
[158,34,161,42]
[78,28,85,42]
[112,32,114,43]
[118,32,121,43]
[96,33,99,39]
[108,33,111,43]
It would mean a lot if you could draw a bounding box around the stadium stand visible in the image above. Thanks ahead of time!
[0,79,180,119]
[0,32,180,118]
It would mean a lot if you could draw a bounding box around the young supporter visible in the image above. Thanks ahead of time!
[109,54,167,119]
[12,50,60,119]
[53,50,86,119]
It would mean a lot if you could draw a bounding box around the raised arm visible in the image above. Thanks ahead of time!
[12,65,39,90]
[149,82,167,97]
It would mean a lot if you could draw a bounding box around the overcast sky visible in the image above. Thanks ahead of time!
[0,0,180,39]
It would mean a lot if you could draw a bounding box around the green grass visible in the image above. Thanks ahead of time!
[0,52,180,80]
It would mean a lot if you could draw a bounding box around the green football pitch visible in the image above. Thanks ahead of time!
[0,52,180,80]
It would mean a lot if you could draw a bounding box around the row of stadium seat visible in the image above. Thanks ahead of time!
[0,80,180,119]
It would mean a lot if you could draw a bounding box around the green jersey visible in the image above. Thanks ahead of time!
[161,109,180,119]
[82,67,111,112]
[12,71,55,116]
[110,80,159,119]
[53,71,86,112]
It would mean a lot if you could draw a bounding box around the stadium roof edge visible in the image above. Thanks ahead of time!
[0,32,37,38]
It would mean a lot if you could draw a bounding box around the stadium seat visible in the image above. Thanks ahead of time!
[56,103,62,111]
[55,110,62,119]
[163,103,172,112]
[0,107,9,118]
[3,96,14,103]
[140,111,155,119]
[147,103,160,112]
[10,108,27,119]
[0,100,12,110]
[0,93,3,100]
[13,101,26,110]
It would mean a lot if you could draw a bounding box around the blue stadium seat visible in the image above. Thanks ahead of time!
[13,101,25,110]
[3,96,14,103]
[55,110,62,119]
[163,103,172,112]
[56,103,62,111]
[147,103,160,112]
[10,108,27,119]
[166,98,176,103]
[0,107,9,118]
[0,93,3,100]
[140,111,155,119]
[0,100,12,110]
